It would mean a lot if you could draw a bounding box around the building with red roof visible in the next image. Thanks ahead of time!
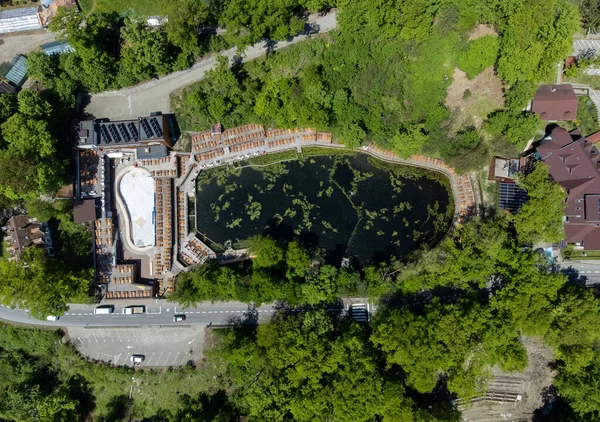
[537,126,600,250]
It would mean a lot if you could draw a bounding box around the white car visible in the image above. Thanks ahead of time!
[46,315,59,321]
[173,314,186,322]
[131,355,145,364]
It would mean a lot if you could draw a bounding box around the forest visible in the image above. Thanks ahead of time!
[1,194,597,421]
[0,0,599,420]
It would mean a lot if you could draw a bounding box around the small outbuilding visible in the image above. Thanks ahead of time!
[532,84,578,121]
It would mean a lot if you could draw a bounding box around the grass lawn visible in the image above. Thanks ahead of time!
[82,0,165,16]
[562,246,600,260]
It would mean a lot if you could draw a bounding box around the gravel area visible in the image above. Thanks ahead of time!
[0,31,55,64]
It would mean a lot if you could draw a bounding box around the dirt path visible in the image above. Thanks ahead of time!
[0,31,56,64]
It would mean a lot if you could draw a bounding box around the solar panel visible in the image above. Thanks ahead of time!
[499,183,528,214]
[101,125,111,143]
[118,123,130,141]
[108,124,121,142]
[128,122,138,139]
[150,118,163,137]
[140,119,153,138]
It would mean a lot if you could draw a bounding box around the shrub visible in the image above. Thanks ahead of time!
[458,35,499,79]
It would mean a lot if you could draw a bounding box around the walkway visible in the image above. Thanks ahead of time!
[85,12,338,120]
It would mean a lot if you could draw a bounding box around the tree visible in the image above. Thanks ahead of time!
[0,248,91,319]
[17,90,53,118]
[210,310,414,421]
[245,235,284,268]
[285,240,311,279]
[513,163,567,244]
[1,114,56,158]
[371,300,501,397]
[390,125,427,159]
[458,35,499,79]
[117,19,172,87]
[161,0,209,69]
[0,93,17,124]
[25,52,58,88]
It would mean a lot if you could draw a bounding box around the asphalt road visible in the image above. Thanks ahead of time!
[85,12,338,120]
[561,259,600,285]
[0,300,276,327]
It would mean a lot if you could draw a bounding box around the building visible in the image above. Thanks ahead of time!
[77,115,172,150]
[2,215,48,261]
[41,40,74,56]
[38,0,76,27]
[0,7,42,35]
[536,126,600,250]
[4,55,28,87]
[532,84,578,121]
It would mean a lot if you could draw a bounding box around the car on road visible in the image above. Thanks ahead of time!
[173,314,186,322]
[46,315,59,321]
[94,305,115,315]
[131,355,145,364]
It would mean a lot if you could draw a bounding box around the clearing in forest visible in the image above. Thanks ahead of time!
[468,24,499,41]
[444,67,504,135]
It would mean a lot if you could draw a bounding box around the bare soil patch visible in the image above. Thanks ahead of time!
[0,31,56,64]
[468,24,498,41]
[444,67,504,134]
[461,337,555,421]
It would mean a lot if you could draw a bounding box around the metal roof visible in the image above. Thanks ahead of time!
[4,55,28,87]
[41,40,74,55]
[0,7,42,35]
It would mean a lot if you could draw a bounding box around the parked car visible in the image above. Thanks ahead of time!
[173,314,186,322]
[131,355,145,364]
[46,315,59,321]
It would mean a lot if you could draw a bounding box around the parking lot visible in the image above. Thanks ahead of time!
[68,325,205,367]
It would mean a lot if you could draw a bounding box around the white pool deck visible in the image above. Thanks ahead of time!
[119,168,155,247]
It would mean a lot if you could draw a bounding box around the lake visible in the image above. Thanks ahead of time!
[195,152,453,265]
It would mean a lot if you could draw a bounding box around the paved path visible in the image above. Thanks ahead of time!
[85,12,338,120]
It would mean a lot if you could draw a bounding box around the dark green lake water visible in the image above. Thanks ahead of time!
[195,153,452,265]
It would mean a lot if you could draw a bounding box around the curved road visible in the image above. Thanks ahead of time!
[85,12,338,120]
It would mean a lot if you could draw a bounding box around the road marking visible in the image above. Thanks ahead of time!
[127,346,133,349]
[202,311,206,313]
[77,313,82,315]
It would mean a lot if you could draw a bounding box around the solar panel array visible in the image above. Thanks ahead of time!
[499,183,528,214]
[96,118,162,145]
[140,119,153,138]
[150,118,163,137]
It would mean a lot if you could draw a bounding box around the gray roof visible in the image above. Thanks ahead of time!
[41,40,74,56]
[0,7,42,35]
[5,55,28,87]
[136,145,168,160]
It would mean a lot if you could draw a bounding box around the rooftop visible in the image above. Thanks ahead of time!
[532,84,578,121]
[78,115,170,149]
[0,7,42,35]
[537,126,600,249]
[4,55,28,87]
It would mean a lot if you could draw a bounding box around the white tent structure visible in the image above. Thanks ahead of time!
[0,7,42,35]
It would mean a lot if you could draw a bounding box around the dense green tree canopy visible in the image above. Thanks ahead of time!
[513,163,567,244]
